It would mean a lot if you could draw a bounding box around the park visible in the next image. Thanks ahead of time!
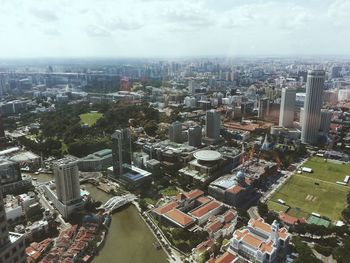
[269,156,350,222]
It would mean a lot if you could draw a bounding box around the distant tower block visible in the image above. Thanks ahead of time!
[279,88,296,128]
[120,77,130,91]
[301,70,325,144]
[320,109,332,134]
[206,110,220,141]
[169,121,183,143]
[112,129,132,176]
[188,125,202,147]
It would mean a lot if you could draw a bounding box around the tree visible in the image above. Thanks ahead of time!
[139,199,148,212]
[257,202,268,217]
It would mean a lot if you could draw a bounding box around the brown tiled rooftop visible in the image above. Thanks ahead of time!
[214,251,237,263]
[250,218,272,234]
[279,212,306,225]
[164,209,194,227]
[197,196,211,204]
[259,240,274,253]
[227,185,243,194]
[153,201,178,215]
[242,233,263,249]
[185,189,204,199]
[190,200,221,218]
[207,219,223,234]
[222,210,236,223]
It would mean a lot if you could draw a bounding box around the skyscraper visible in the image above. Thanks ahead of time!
[0,189,26,263]
[188,125,202,147]
[279,88,296,127]
[53,156,81,205]
[0,114,5,138]
[320,109,332,134]
[258,97,270,119]
[112,129,132,176]
[205,110,220,142]
[169,121,183,143]
[301,70,325,144]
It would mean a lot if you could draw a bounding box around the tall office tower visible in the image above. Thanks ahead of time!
[301,70,325,144]
[188,125,202,147]
[331,66,342,79]
[0,159,21,186]
[299,108,304,126]
[53,156,81,205]
[320,109,332,134]
[0,189,26,263]
[0,114,5,138]
[112,129,132,176]
[258,98,270,119]
[279,88,296,127]
[169,121,183,143]
[206,110,220,141]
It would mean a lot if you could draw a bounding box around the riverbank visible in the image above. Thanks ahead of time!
[83,184,167,263]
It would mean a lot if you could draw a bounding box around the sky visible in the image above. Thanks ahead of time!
[0,0,350,58]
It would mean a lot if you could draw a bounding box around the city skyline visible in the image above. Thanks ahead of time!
[1,0,350,58]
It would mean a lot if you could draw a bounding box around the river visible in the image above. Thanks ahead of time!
[31,173,168,263]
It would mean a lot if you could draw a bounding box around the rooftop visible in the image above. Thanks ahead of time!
[209,251,237,263]
[190,200,222,218]
[153,201,179,215]
[185,189,204,200]
[164,209,195,228]
[194,150,222,162]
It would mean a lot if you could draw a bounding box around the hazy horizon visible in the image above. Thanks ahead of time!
[1,0,350,58]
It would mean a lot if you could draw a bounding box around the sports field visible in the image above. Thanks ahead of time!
[269,157,350,221]
[79,112,103,126]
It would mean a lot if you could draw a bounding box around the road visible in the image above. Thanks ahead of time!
[247,206,260,219]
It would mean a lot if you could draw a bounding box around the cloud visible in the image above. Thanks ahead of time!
[327,0,350,28]
[161,1,214,30]
[221,2,310,31]
[105,17,144,31]
[30,8,59,22]
[85,25,111,37]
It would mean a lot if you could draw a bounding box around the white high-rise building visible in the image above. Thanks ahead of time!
[301,70,325,144]
[279,88,296,127]
[54,156,81,205]
[205,110,220,142]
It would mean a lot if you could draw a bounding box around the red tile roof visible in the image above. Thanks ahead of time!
[227,185,243,194]
[242,233,263,249]
[222,210,237,223]
[250,218,289,240]
[279,212,306,225]
[190,201,222,218]
[197,196,211,204]
[207,220,223,234]
[185,189,204,199]
[153,201,178,215]
[195,239,214,254]
[164,209,194,227]
[214,251,237,263]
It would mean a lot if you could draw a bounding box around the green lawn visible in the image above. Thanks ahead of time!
[269,157,350,221]
[267,200,289,213]
[79,112,103,127]
[300,156,350,183]
[159,186,179,196]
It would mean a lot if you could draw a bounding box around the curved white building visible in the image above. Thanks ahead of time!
[301,70,325,144]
